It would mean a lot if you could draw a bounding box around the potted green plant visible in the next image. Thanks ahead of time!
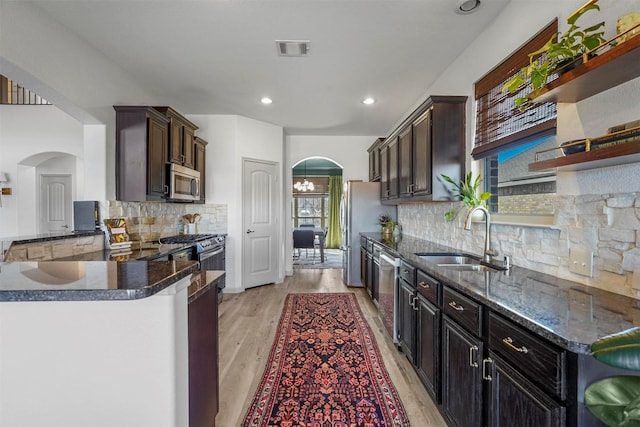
[502,0,607,109]
[378,214,400,236]
[441,172,491,222]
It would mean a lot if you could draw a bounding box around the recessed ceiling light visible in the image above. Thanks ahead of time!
[362,97,376,105]
[455,0,481,14]
[261,97,273,105]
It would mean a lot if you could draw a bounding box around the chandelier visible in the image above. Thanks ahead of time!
[293,161,315,192]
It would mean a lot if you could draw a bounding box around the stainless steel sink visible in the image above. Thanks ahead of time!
[414,252,506,272]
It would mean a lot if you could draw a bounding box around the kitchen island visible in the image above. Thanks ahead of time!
[0,259,215,427]
[361,232,640,427]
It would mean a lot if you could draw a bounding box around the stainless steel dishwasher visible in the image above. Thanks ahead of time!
[379,252,400,344]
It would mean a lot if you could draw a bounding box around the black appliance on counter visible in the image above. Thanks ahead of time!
[73,201,100,231]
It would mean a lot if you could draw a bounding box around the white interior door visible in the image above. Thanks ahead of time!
[243,159,279,289]
[39,174,72,233]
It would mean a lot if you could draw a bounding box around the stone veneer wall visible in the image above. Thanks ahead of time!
[398,192,640,299]
[4,234,105,262]
[107,201,228,237]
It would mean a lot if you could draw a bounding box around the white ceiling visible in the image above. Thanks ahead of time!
[32,0,510,137]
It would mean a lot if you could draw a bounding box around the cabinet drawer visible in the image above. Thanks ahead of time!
[416,269,440,306]
[489,312,566,399]
[443,287,482,336]
[399,261,416,285]
[360,236,368,250]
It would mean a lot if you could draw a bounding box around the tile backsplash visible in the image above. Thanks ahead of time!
[107,201,228,237]
[398,192,640,298]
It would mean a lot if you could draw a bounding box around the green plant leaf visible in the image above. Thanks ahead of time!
[592,327,640,371]
[479,192,491,202]
[585,376,640,427]
[444,210,457,222]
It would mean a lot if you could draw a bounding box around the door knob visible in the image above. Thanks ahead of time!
[246,229,255,234]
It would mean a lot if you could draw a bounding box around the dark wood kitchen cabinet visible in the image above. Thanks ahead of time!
[114,106,170,201]
[368,137,384,182]
[442,287,484,427]
[194,136,207,203]
[397,261,416,359]
[188,273,222,427]
[415,270,441,402]
[375,95,466,204]
[154,106,198,169]
[485,312,566,427]
[379,142,390,199]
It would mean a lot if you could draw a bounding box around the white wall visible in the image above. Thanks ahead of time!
[0,106,84,237]
[283,135,375,274]
[188,114,284,292]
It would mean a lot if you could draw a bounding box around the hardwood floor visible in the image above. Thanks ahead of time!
[217,268,447,426]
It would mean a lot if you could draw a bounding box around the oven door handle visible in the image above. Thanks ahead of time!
[200,247,224,260]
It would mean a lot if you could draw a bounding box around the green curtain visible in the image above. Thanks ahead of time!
[325,176,343,249]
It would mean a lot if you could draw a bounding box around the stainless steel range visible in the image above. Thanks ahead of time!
[159,234,226,272]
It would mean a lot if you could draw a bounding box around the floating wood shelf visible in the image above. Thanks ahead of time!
[531,34,640,104]
[529,142,640,172]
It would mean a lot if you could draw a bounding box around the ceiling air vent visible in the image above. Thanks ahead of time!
[276,40,310,56]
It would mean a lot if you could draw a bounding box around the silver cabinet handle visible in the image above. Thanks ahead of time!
[163,185,169,194]
[483,358,493,381]
[469,345,479,368]
[246,229,255,234]
[502,337,528,353]
[419,281,430,289]
[412,296,419,311]
[449,301,464,311]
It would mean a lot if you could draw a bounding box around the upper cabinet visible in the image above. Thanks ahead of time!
[115,105,206,203]
[114,106,170,202]
[368,138,384,182]
[373,95,467,204]
[194,137,208,204]
[153,106,198,169]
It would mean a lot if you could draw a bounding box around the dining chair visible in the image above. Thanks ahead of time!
[293,228,316,263]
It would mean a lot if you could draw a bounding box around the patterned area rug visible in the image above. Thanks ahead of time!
[243,293,410,427]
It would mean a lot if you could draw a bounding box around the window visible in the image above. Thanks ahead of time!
[293,195,329,228]
[474,20,559,217]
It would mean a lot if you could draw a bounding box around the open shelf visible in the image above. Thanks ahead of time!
[531,34,640,104]
[529,142,640,172]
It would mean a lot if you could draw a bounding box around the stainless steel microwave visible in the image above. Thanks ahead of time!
[167,163,200,201]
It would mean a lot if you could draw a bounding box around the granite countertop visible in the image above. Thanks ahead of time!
[1,230,103,246]
[0,260,199,302]
[361,232,640,354]
[56,243,194,262]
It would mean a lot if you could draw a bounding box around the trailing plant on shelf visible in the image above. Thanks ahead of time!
[441,172,491,222]
[502,0,607,109]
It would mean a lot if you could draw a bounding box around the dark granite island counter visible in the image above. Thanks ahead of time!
[0,259,201,427]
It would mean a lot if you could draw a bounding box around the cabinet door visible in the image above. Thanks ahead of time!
[360,247,369,296]
[188,281,219,427]
[388,137,399,199]
[380,144,389,199]
[412,109,432,195]
[147,115,168,198]
[398,126,413,197]
[416,294,440,402]
[366,253,374,299]
[194,139,206,202]
[169,119,184,164]
[183,126,195,169]
[372,259,379,302]
[487,352,565,427]
[442,316,483,427]
[398,279,416,362]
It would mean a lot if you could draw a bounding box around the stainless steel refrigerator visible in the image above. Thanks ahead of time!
[340,181,396,286]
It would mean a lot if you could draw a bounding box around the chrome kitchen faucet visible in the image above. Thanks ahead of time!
[464,205,498,263]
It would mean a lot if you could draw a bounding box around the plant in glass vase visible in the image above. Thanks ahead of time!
[441,172,491,222]
[378,214,399,236]
[502,0,607,109]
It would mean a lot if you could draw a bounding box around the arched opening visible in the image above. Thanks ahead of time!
[291,157,343,267]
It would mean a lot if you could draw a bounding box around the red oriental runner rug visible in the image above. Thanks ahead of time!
[243,292,410,427]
